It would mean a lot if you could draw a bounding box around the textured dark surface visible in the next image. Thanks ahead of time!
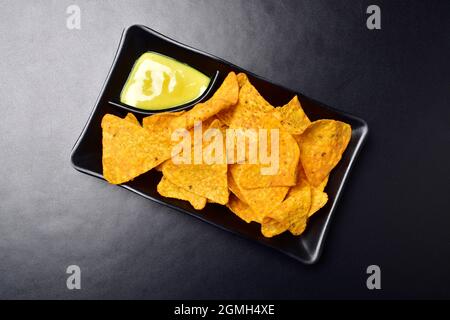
[0,0,449,299]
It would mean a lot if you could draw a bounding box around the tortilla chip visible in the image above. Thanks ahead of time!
[161,119,229,204]
[208,72,239,106]
[154,162,165,172]
[170,72,238,130]
[143,111,185,132]
[144,111,218,162]
[227,194,257,223]
[261,217,289,238]
[206,118,225,131]
[217,76,299,188]
[157,176,207,210]
[308,175,328,217]
[101,114,172,184]
[261,169,312,237]
[299,120,351,186]
[227,170,246,200]
[124,113,140,125]
[286,172,312,235]
[217,74,274,128]
[229,165,288,220]
[233,128,300,188]
[237,72,248,87]
[162,160,228,204]
[141,111,189,164]
[273,96,311,135]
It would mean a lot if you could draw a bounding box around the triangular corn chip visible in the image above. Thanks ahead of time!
[101,114,172,184]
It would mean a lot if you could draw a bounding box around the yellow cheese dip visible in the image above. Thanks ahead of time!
[120,52,210,110]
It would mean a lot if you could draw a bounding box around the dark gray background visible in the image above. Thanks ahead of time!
[1,0,449,299]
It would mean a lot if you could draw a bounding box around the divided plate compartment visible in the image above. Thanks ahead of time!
[71,25,368,264]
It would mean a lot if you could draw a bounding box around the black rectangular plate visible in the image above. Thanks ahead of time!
[71,25,368,264]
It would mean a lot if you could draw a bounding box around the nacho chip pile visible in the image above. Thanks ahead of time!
[101,71,351,237]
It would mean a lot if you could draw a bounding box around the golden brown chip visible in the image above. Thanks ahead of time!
[157,176,207,210]
[124,113,140,125]
[292,133,302,148]
[208,72,239,106]
[217,74,274,128]
[144,111,216,163]
[286,172,312,235]
[170,72,238,130]
[227,170,246,200]
[233,128,300,188]
[261,169,312,237]
[206,118,225,131]
[162,160,228,205]
[299,120,351,187]
[261,218,290,238]
[273,96,311,135]
[229,165,288,220]
[154,162,165,172]
[142,111,185,132]
[173,116,222,154]
[237,72,248,87]
[308,175,328,217]
[226,194,257,223]
[217,75,299,188]
[161,119,229,204]
[101,114,172,184]
[141,111,188,166]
